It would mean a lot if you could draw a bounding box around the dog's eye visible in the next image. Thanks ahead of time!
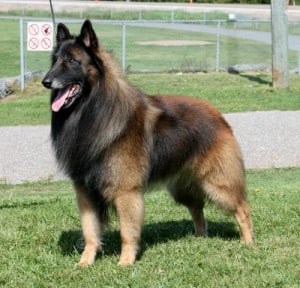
[64,55,79,65]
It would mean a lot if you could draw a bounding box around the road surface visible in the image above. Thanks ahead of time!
[1,110,299,184]
[0,1,299,20]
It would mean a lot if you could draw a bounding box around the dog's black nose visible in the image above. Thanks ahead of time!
[42,77,52,89]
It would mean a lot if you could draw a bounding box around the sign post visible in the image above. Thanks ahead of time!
[20,18,25,91]
[27,22,53,51]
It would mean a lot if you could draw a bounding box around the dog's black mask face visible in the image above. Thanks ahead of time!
[42,20,103,112]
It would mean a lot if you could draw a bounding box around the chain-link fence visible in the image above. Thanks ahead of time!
[1,17,300,90]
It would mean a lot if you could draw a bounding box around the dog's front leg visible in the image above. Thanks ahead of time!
[74,184,103,267]
[114,191,145,265]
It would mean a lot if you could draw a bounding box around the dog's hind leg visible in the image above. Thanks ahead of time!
[193,137,254,244]
[74,184,103,267]
[233,200,253,244]
[202,177,253,244]
[188,204,207,237]
[168,176,207,237]
[114,190,144,266]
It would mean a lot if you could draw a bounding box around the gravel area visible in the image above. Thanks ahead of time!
[0,110,300,184]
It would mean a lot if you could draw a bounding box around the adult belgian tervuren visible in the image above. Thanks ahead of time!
[42,20,253,266]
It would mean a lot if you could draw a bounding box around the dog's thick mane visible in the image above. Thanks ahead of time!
[89,48,142,148]
[51,28,148,180]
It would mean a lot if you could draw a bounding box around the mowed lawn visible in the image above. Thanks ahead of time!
[1,17,300,78]
[1,72,300,126]
[0,168,299,287]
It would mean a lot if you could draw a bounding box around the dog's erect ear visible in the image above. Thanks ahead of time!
[80,19,99,50]
[56,23,72,46]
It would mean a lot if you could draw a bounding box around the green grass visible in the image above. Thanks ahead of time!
[0,168,299,287]
[0,19,20,77]
[1,18,300,78]
[1,73,300,126]
[0,9,228,22]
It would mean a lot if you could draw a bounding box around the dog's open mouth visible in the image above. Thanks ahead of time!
[52,83,81,112]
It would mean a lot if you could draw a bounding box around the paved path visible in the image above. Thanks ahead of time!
[0,110,299,184]
[0,1,300,20]
[129,22,300,52]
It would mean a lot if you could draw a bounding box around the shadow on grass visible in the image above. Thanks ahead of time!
[228,68,271,85]
[0,197,59,210]
[239,74,271,85]
[230,72,271,86]
[58,219,239,259]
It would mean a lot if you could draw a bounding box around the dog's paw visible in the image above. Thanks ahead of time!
[77,258,94,268]
[77,251,96,267]
[118,256,135,266]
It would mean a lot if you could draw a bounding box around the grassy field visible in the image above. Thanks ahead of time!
[1,17,300,78]
[0,8,299,35]
[0,168,299,287]
[0,9,228,22]
[1,72,300,126]
[0,19,19,77]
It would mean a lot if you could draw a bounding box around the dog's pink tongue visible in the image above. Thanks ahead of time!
[52,87,71,112]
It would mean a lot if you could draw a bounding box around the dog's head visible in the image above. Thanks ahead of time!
[42,20,103,112]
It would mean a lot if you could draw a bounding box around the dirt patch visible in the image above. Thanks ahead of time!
[136,40,213,47]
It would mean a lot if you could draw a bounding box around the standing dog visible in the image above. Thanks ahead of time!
[42,20,253,266]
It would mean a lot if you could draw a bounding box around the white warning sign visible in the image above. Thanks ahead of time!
[27,22,53,51]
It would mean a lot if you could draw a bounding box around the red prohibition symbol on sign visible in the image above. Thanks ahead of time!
[42,24,51,35]
[41,38,52,49]
[29,24,39,35]
[29,38,39,50]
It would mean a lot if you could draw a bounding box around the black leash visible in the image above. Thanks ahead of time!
[49,0,56,28]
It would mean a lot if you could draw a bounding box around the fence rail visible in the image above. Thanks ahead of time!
[0,17,299,90]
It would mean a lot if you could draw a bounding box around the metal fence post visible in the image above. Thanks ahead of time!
[216,20,221,72]
[122,22,126,72]
[171,10,175,22]
[19,18,25,91]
